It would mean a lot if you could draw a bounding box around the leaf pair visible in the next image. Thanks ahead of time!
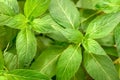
[0,0,51,68]
[83,38,119,80]
[31,45,82,80]
[77,0,120,13]
[48,0,83,79]
[82,11,120,80]
[0,0,21,29]
[33,15,83,44]
[31,47,64,77]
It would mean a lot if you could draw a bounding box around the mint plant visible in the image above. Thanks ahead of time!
[0,0,120,80]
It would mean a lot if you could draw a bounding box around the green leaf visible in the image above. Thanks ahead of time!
[86,12,120,39]
[60,29,83,44]
[6,14,26,29]
[71,67,86,80]
[31,46,64,77]
[96,33,114,47]
[114,24,120,57]
[84,51,119,80]
[32,15,68,41]
[4,47,18,70]
[0,14,11,26]
[51,25,83,44]
[0,14,27,29]
[57,45,82,80]
[103,46,118,57]
[47,30,68,42]
[32,15,56,33]
[78,9,98,33]
[0,0,19,15]
[24,0,50,19]
[76,0,100,10]
[83,38,106,55]
[5,69,50,80]
[49,0,80,29]
[0,50,4,70]
[33,15,83,43]
[16,28,37,68]
[76,0,120,13]
[0,3,14,16]
[0,26,17,50]
[95,0,120,13]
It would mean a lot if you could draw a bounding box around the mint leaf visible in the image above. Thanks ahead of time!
[57,45,82,80]
[50,0,80,29]
[31,47,64,77]
[16,28,37,68]
[86,12,120,39]
[84,51,119,80]
[24,0,50,19]
[83,39,106,55]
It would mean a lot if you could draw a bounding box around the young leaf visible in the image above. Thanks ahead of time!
[0,14,27,29]
[6,69,50,80]
[57,45,82,80]
[4,48,18,70]
[6,14,27,29]
[0,14,11,26]
[49,0,80,29]
[31,46,64,77]
[16,28,37,68]
[95,0,120,13]
[0,2,14,16]
[84,51,119,80]
[77,0,120,13]
[83,38,106,55]
[33,15,83,44]
[0,50,4,70]
[32,15,57,33]
[24,0,50,19]
[32,15,69,42]
[114,24,120,57]
[0,0,19,15]
[76,0,99,10]
[86,12,120,39]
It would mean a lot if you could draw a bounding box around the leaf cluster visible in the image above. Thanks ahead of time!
[0,0,120,80]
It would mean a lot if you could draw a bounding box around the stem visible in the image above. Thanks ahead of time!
[4,42,10,53]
